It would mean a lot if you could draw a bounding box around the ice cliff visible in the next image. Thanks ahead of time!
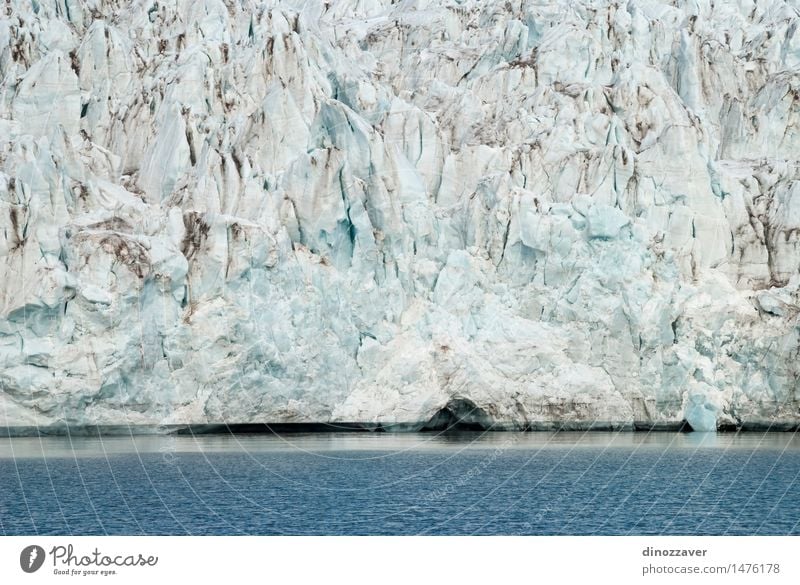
[1,0,799,432]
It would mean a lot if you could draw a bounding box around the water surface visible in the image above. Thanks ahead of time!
[1,432,798,535]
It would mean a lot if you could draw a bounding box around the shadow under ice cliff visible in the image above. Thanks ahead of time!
[1,0,799,432]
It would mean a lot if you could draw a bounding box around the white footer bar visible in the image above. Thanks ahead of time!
[1,536,797,584]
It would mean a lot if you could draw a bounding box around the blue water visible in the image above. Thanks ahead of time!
[0,432,798,535]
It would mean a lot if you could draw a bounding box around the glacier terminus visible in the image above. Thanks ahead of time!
[1,0,799,433]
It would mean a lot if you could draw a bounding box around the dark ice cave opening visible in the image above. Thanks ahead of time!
[421,398,493,432]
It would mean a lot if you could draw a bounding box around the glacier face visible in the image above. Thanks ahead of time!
[1,0,799,432]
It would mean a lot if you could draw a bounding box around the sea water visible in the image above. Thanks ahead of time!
[0,432,798,535]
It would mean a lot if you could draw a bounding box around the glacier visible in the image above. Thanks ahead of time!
[0,0,799,433]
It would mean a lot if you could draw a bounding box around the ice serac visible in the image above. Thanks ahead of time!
[1,0,799,433]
